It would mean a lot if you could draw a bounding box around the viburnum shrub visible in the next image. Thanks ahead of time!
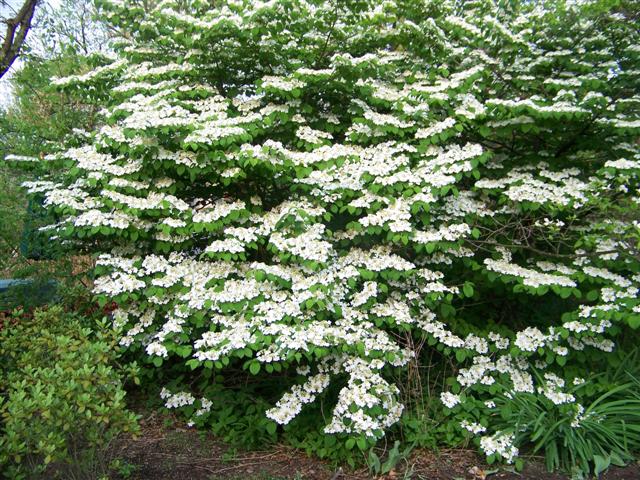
[13,0,640,465]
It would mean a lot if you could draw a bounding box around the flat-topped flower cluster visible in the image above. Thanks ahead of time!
[13,0,640,465]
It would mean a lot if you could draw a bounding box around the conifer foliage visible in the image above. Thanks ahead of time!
[16,0,640,464]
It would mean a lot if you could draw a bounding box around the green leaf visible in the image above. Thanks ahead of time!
[186,359,200,370]
[356,437,367,450]
[515,458,524,472]
[266,422,277,435]
[249,362,261,375]
[176,345,192,358]
[628,315,640,329]
[594,455,610,476]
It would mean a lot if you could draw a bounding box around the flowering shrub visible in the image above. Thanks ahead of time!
[13,0,640,466]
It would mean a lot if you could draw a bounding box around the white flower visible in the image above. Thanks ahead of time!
[146,342,168,357]
[460,420,487,434]
[440,392,461,408]
[480,432,519,463]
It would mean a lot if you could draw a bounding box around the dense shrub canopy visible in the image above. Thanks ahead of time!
[15,0,640,464]
[0,307,138,478]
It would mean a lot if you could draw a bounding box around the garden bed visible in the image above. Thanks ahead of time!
[113,411,640,480]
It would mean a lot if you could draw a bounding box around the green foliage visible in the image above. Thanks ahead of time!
[0,278,59,311]
[0,0,112,280]
[399,407,463,451]
[285,427,365,468]
[201,389,278,449]
[9,0,640,475]
[0,46,107,267]
[0,52,102,161]
[0,165,26,272]
[367,440,413,477]
[0,306,139,479]
[491,379,640,476]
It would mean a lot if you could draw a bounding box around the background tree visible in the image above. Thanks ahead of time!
[0,0,39,79]
[0,0,109,281]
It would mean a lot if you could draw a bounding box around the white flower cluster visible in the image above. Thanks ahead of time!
[514,327,548,352]
[296,126,333,144]
[461,420,487,434]
[538,373,575,405]
[160,388,195,409]
[416,118,457,140]
[480,432,519,463]
[485,251,576,288]
[52,59,127,86]
[440,391,461,408]
[266,371,331,424]
[476,165,590,207]
[414,223,470,244]
[269,224,333,263]
[324,358,404,437]
[261,75,305,92]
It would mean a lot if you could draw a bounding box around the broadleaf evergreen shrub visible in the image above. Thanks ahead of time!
[0,307,139,479]
[13,0,640,469]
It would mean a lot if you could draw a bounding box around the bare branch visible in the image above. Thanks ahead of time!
[0,0,39,79]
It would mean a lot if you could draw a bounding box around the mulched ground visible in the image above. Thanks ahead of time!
[113,412,640,480]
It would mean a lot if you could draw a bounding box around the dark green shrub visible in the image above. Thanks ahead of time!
[0,306,139,479]
[0,279,59,311]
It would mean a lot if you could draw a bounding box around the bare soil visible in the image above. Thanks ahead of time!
[113,412,640,480]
